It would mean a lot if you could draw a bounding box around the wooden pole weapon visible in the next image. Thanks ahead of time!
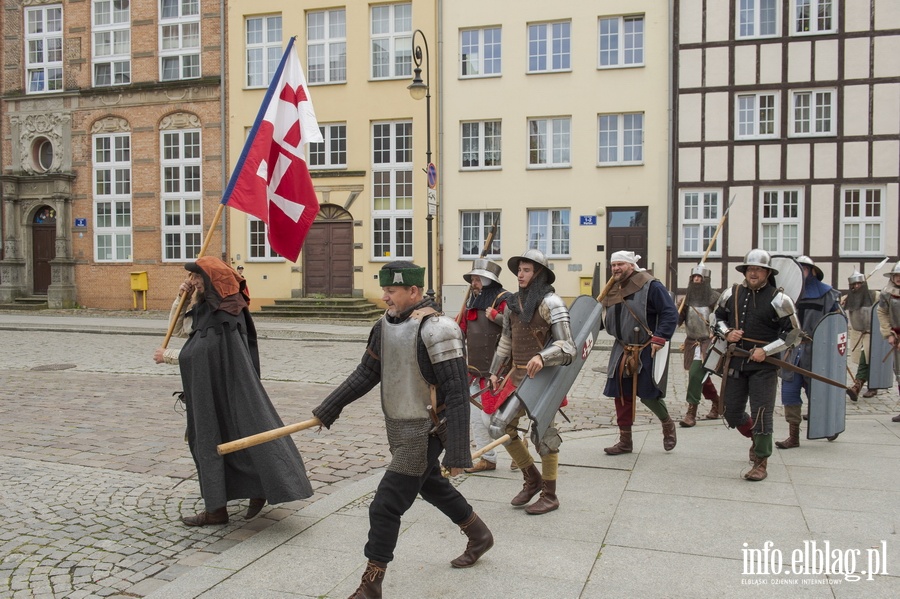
[676,194,736,315]
[456,218,501,324]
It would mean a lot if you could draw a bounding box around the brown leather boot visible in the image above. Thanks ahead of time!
[850,378,863,397]
[525,480,559,515]
[451,513,493,568]
[182,507,228,526]
[604,428,633,455]
[680,403,698,427]
[661,417,677,451]
[348,560,387,599]
[245,498,265,519]
[775,423,800,449]
[748,438,756,464]
[744,457,768,481]
[511,464,543,506]
[703,399,720,420]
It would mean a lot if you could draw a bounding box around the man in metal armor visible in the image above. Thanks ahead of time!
[312,262,494,598]
[458,259,509,473]
[776,255,841,449]
[842,270,878,398]
[601,251,679,455]
[678,264,722,427]
[876,261,900,422]
[488,249,575,515]
[713,249,800,481]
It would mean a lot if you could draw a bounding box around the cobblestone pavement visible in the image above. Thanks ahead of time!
[1,327,897,598]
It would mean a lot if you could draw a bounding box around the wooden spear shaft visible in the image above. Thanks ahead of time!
[676,195,736,315]
[471,434,510,460]
[456,219,500,324]
[218,418,322,455]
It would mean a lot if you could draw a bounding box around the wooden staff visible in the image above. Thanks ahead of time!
[595,275,615,302]
[456,219,501,324]
[676,194,737,315]
[472,434,510,460]
[217,417,322,455]
[161,203,226,349]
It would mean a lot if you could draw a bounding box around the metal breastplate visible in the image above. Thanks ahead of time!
[684,305,711,339]
[381,315,431,419]
[884,290,900,327]
[466,310,502,376]
[847,306,872,333]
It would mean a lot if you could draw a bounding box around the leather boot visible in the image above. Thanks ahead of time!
[775,423,801,449]
[182,507,228,526]
[893,413,900,423]
[604,428,633,455]
[744,457,768,481]
[850,378,863,397]
[525,479,559,515]
[511,464,543,506]
[661,417,677,451]
[680,403,698,428]
[245,498,265,519]
[450,513,493,568]
[748,438,756,464]
[703,400,720,420]
[348,560,387,599]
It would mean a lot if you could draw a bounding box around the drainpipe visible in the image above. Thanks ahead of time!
[665,0,675,289]
[436,0,444,302]
[220,0,228,259]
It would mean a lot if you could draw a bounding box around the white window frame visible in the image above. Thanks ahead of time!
[460,26,502,78]
[159,0,200,81]
[25,5,63,94]
[789,89,836,137]
[308,123,347,169]
[679,190,722,257]
[461,120,501,170]
[791,0,836,36]
[370,3,412,80]
[735,92,779,140]
[92,0,131,87]
[598,15,644,68]
[598,113,644,166]
[759,189,803,255]
[307,8,346,85]
[93,132,132,262]
[527,21,571,73]
[840,187,885,256]
[460,210,501,259]
[737,0,780,39]
[247,217,284,261]
[528,117,571,169]
[246,14,282,88]
[372,121,414,260]
[527,208,570,258]
[160,129,202,262]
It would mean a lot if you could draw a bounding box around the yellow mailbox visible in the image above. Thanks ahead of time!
[130,271,148,310]
[580,277,592,297]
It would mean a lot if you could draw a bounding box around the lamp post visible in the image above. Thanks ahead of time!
[407,29,435,299]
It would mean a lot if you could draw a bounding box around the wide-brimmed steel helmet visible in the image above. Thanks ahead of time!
[886,261,900,278]
[464,258,503,285]
[796,255,824,281]
[508,248,555,284]
[848,270,866,285]
[736,249,778,275]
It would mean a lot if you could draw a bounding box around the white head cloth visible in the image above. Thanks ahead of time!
[610,250,645,271]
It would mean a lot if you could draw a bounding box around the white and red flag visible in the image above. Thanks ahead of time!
[222,36,323,262]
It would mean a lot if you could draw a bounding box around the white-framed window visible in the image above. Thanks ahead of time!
[161,129,202,261]
[159,0,200,81]
[93,133,132,262]
[760,189,803,255]
[460,26,501,77]
[598,15,644,68]
[840,187,884,256]
[307,8,346,85]
[246,14,282,88]
[248,218,283,260]
[680,190,722,256]
[527,209,570,258]
[737,0,779,39]
[25,5,63,93]
[792,0,836,35]
[460,210,501,258]
[736,92,778,139]
[461,120,501,170]
[370,3,412,80]
[527,21,571,73]
[598,113,643,166]
[372,121,414,260]
[308,123,347,169]
[92,0,131,87]
[790,89,835,136]
[528,117,571,168]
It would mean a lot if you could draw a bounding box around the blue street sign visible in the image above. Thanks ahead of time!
[75,218,87,228]
[579,215,597,226]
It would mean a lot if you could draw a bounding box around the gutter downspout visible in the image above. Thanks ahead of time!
[220,0,227,259]
[436,0,444,302]
[665,0,675,289]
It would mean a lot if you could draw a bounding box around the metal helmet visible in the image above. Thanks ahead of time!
[463,258,503,285]
[796,255,824,281]
[736,249,779,275]
[690,263,710,280]
[507,248,555,284]
[847,270,866,285]
[886,260,900,278]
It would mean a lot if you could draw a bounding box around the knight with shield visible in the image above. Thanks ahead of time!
[841,270,878,398]
[677,263,722,426]
[876,261,900,422]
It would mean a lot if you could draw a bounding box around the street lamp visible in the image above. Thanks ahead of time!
[408,29,435,299]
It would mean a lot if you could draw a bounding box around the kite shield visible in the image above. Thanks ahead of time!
[807,312,848,440]
[769,255,804,302]
[867,300,895,389]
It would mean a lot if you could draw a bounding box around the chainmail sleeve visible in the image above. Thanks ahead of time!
[428,355,473,469]
[312,322,382,429]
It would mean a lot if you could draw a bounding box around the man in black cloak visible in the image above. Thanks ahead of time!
[154,256,312,526]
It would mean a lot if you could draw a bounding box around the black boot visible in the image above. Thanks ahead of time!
[348,560,387,599]
[450,513,494,568]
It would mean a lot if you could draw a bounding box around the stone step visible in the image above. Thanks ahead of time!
[255,309,382,321]
[0,297,49,310]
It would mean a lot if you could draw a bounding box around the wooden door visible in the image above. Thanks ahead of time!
[33,226,56,294]
[606,208,648,279]
[303,206,354,296]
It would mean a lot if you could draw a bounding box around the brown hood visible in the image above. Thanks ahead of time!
[601,270,654,307]
[187,256,248,315]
